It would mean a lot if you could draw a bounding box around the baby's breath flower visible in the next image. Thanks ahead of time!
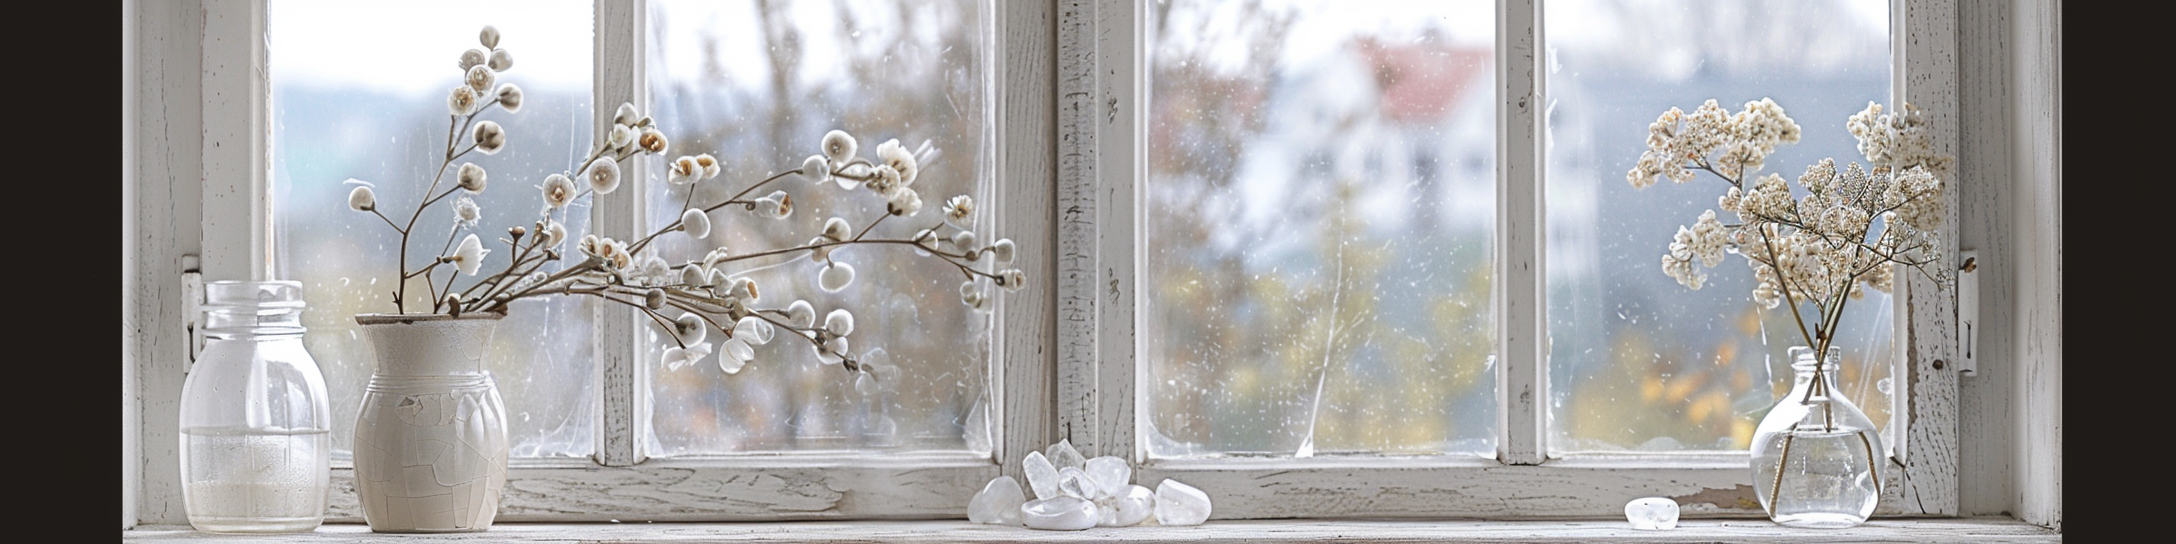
[586,158,621,195]
[479,25,501,49]
[695,154,721,179]
[719,339,753,373]
[819,261,856,293]
[887,188,923,217]
[825,309,855,337]
[673,313,708,345]
[472,120,506,154]
[997,268,1026,292]
[801,155,830,183]
[822,217,851,242]
[680,264,708,288]
[728,277,760,303]
[942,195,974,229]
[459,48,487,71]
[991,239,1016,264]
[448,85,479,116]
[822,130,857,164]
[348,186,376,212]
[733,316,775,345]
[580,234,632,269]
[465,65,495,95]
[449,234,490,276]
[633,253,673,287]
[488,48,513,72]
[959,280,987,309]
[786,300,816,329]
[486,85,521,114]
[457,162,487,193]
[608,124,635,151]
[639,126,669,155]
[682,209,710,239]
[951,230,978,252]
[663,341,713,371]
[866,165,902,197]
[877,138,918,186]
[452,196,481,227]
[669,156,700,185]
[614,102,640,126]
[755,192,793,219]
[538,219,567,248]
[541,173,577,209]
[819,336,850,365]
[807,236,833,264]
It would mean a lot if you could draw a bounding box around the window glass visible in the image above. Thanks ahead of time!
[269,0,597,459]
[1542,0,1894,453]
[642,0,993,455]
[1145,0,1498,458]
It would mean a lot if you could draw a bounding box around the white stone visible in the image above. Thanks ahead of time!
[1022,451,1060,500]
[1153,479,1211,526]
[1084,456,1130,500]
[967,476,1025,525]
[1099,484,1155,527]
[1045,439,1087,470]
[1020,497,1098,531]
[1057,466,1095,500]
[1624,497,1680,530]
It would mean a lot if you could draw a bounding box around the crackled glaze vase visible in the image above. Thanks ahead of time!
[352,313,508,533]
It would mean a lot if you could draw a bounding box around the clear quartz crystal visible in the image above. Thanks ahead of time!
[1020,497,1098,531]
[1624,497,1680,530]
[1102,485,1156,527]
[1085,456,1131,500]
[968,476,1026,525]
[1057,466,1096,500]
[1045,439,1087,470]
[1750,346,1885,528]
[1023,451,1061,500]
[1153,479,1212,526]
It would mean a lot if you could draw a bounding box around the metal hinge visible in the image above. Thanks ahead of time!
[1954,250,1978,377]
[182,254,203,372]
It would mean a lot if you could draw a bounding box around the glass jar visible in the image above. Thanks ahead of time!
[177,281,331,533]
[1749,346,1884,528]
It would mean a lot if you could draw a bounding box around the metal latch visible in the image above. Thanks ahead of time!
[182,254,203,371]
[1954,250,1978,376]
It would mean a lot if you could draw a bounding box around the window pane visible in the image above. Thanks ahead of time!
[642,0,992,455]
[1145,0,1498,458]
[269,0,597,459]
[1542,0,1894,453]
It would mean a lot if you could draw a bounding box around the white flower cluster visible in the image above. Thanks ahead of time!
[1846,101,1952,178]
[1635,99,1949,343]
[1627,98,1802,188]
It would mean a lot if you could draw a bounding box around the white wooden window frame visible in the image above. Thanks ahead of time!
[126,0,1057,524]
[1052,0,1964,519]
[129,0,2064,530]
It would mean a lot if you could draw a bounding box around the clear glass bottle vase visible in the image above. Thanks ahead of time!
[1749,346,1885,528]
[177,281,331,533]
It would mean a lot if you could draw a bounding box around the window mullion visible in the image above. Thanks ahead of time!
[1495,0,1546,466]
[995,0,1058,484]
[593,0,648,468]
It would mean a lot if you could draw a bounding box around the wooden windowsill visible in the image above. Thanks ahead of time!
[123,518,2059,543]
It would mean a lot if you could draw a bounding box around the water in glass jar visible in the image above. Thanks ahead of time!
[1750,426,1882,528]
[181,426,331,533]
